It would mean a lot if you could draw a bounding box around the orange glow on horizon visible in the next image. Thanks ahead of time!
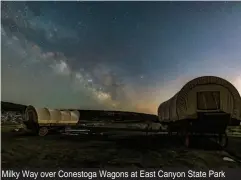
[133,74,241,115]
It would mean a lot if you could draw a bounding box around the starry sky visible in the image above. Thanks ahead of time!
[1,1,241,114]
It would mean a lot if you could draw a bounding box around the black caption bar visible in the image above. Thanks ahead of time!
[1,169,241,180]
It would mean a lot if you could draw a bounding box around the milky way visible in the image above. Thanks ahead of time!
[1,1,241,114]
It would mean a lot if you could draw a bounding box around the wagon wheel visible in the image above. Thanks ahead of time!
[38,127,49,136]
[217,133,228,148]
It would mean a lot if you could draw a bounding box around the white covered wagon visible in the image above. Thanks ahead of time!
[157,76,241,147]
[23,105,80,136]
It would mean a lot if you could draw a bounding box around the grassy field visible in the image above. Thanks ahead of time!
[1,125,241,168]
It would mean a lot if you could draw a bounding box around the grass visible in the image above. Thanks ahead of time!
[1,125,241,168]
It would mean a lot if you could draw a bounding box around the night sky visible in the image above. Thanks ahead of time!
[1,1,241,114]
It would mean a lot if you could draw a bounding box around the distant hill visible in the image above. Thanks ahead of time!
[1,101,159,122]
[1,101,27,113]
[71,109,159,123]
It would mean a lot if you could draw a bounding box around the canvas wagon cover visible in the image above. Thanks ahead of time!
[158,76,241,122]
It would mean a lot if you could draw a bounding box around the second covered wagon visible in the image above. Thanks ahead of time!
[157,76,241,147]
[23,106,80,136]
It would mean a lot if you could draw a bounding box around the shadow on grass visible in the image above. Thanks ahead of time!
[7,131,226,150]
[2,130,241,168]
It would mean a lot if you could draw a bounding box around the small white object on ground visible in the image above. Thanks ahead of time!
[223,157,235,162]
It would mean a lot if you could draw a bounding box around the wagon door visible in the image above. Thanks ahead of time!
[193,91,230,134]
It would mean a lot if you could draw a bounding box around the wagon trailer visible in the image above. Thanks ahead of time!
[23,106,80,136]
[157,76,241,148]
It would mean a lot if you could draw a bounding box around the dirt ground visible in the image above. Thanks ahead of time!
[1,126,241,168]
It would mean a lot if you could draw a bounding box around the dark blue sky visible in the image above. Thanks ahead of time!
[1,1,241,114]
